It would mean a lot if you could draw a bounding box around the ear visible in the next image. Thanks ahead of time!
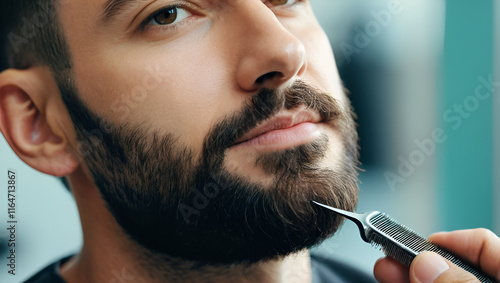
[0,67,79,177]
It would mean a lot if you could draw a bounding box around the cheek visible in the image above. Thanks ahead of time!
[136,39,247,147]
[72,39,236,151]
[299,24,343,100]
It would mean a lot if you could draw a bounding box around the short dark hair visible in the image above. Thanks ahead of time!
[1,0,71,73]
[1,0,73,190]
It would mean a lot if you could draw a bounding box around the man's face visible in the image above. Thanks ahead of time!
[57,0,359,264]
[62,0,344,155]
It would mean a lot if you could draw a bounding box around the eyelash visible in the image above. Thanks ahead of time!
[138,0,307,32]
[269,0,308,8]
[266,0,303,7]
[139,3,191,31]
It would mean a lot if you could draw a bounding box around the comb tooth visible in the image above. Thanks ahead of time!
[312,203,496,282]
[378,220,392,231]
[367,214,497,283]
[371,214,386,226]
[385,222,401,236]
[370,233,413,266]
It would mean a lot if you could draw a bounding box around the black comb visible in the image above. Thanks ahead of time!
[312,201,497,283]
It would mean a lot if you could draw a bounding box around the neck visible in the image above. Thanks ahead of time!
[59,167,312,283]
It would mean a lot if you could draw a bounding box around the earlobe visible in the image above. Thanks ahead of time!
[0,68,80,177]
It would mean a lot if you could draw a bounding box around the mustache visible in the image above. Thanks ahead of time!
[201,80,343,165]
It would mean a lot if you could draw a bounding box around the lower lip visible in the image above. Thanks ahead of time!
[234,122,322,151]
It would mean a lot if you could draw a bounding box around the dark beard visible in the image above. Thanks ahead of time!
[61,79,360,265]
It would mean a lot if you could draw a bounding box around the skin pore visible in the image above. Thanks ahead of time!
[3,1,500,283]
[1,0,360,282]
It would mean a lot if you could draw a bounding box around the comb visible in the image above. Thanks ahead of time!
[311,201,497,283]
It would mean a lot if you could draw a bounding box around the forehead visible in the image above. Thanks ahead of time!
[57,0,319,50]
[59,0,266,20]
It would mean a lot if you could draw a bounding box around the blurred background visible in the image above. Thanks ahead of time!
[0,0,498,281]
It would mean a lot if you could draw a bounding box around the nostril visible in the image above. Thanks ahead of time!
[255,71,283,85]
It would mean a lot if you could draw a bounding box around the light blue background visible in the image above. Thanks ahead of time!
[0,0,498,282]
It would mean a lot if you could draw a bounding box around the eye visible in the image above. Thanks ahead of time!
[268,0,299,6]
[147,6,191,26]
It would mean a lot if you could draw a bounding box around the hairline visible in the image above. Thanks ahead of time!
[6,0,72,73]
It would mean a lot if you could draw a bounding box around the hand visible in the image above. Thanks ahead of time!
[373,228,500,283]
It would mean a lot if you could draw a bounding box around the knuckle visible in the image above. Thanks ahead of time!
[472,228,498,241]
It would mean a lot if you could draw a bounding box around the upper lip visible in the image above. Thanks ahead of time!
[233,108,322,145]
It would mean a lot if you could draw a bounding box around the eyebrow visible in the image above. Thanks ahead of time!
[100,0,144,24]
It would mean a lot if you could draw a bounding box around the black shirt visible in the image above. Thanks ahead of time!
[24,253,377,283]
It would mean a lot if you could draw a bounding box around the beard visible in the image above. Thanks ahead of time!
[61,79,360,266]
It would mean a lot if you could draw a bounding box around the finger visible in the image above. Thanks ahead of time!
[410,251,479,283]
[373,257,410,283]
[428,229,500,279]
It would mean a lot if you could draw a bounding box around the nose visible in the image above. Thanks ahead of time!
[233,2,307,91]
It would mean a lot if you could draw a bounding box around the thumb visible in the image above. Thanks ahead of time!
[410,252,480,283]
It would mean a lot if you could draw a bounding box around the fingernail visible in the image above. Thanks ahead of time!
[414,252,449,283]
